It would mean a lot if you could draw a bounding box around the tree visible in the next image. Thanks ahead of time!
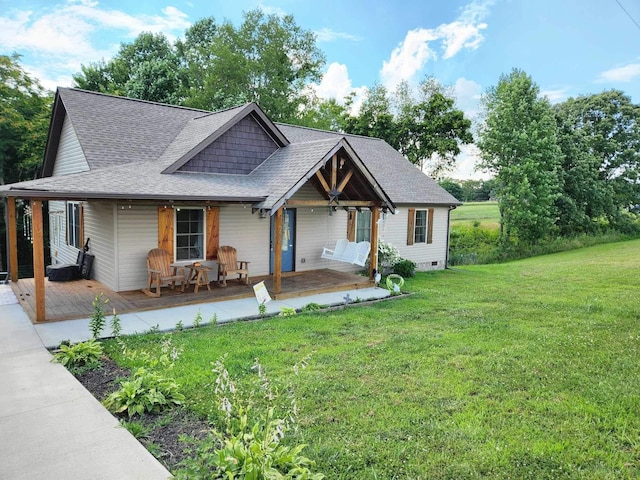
[395,78,473,177]
[554,91,640,231]
[477,69,562,244]
[0,54,52,271]
[74,32,182,104]
[340,78,473,178]
[0,54,51,184]
[439,179,463,201]
[176,10,325,122]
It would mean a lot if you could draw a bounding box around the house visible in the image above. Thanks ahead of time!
[0,88,461,322]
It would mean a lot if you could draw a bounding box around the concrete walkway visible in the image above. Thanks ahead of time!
[0,284,390,479]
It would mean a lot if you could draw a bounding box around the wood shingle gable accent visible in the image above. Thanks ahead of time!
[162,103,289,174]
[178,115,279,174]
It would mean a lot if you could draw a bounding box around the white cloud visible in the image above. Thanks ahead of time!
[540,88,569,104]
[450,144,492,180]
[257,3,288,17]
[453,77,483,120]
[314,27,361,42]
[308,62,368,114]
[0,2,190,89]
[380,0,494,89]
[596,62,640,83]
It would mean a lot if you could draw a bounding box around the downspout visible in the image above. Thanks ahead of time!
[445,205,456,269]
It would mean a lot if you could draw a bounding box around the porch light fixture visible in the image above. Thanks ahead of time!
[259,209,267,218]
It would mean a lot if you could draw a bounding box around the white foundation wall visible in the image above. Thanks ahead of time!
[379,205,450,270]
[218,204,270,276]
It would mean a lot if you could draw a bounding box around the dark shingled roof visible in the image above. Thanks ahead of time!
[1,88,460,207]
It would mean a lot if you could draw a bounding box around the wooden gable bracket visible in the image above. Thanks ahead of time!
[314,154,355,205]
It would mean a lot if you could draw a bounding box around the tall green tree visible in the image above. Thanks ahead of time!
[0,54,51,184]
[74,32,181,104]
[0,54,52,272]
[176,10,325,122]
[554,90,640,231]
[340,78,473,178]
[477,69,562,244]
[395,78,473,176]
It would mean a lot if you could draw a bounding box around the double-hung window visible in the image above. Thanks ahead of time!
[414,210,427,243]
[407,208,433,245]
[66,202,82,249]
[175,208,205,261]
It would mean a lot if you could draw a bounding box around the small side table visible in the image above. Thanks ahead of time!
[187,265,212,293]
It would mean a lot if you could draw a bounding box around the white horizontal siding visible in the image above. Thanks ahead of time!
[52,114,89,176]
[116,205,158,291]
[219,205,270,276]
[83,202,116,289]
[290,184,361,273]
[380,205,450,271]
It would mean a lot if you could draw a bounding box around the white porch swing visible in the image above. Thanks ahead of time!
[320,206,371,267]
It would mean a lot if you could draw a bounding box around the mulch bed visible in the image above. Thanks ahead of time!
[74,357,211,472]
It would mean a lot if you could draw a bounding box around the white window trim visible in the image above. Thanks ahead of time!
[414,210,427,244]
[66,202,82,249]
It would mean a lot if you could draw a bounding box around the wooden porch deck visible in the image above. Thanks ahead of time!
[11,269,372,323]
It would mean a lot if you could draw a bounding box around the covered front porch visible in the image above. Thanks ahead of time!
[11,268,373,323]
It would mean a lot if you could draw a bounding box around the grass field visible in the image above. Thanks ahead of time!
[108,239,640,479]
[451,201,500,229]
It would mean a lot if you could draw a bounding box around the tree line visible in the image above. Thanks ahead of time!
[478,69,640,245]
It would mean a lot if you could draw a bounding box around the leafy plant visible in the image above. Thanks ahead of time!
[175,320,184,331]
[377,240,400,268]
[89,293,108,339]
[393,258,416,278]
[176,355,323,479]
[193,310,202,328]
[103,367,185,417]
[301,302,324,312]
[52,339,103,370]
[279,306,296,317]
[110,309,122,338]
[120,419,150,439]
[258,301,267,317]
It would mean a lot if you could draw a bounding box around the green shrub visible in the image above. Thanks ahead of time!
[393,259,416,277]
[52,339,103,370]
[301,302,324,312]
[103,367,185,417]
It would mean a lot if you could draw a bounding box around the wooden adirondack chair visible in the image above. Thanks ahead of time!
[144,248,186,297]
[217,246,250,286]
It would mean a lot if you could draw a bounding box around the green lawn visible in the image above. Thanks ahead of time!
[451,201,500,229]
[108,239,640,479]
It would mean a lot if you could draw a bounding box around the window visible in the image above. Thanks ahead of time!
[66,202,82,249]
[407,208,434,245]
[175,208,205,261]
[414,210,427,243]
[355,210,371,242]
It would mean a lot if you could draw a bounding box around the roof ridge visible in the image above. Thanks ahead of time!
[276,121,386,142]
[58,87,252,118]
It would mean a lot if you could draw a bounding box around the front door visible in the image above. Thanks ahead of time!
[270,209,295,273]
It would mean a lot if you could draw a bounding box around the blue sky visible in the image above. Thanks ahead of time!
[1,0,639,179]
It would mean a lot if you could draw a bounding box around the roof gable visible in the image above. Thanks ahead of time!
[177,114,279,174]
[162,103,289,174]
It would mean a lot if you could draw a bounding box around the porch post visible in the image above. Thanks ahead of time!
[7,197,18,282]
[31,199,46,322]
[273,207,283,294]
[369,207,380,280]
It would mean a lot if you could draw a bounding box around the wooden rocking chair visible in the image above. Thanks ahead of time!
[143,248,186,297]
[217,246,250,286]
